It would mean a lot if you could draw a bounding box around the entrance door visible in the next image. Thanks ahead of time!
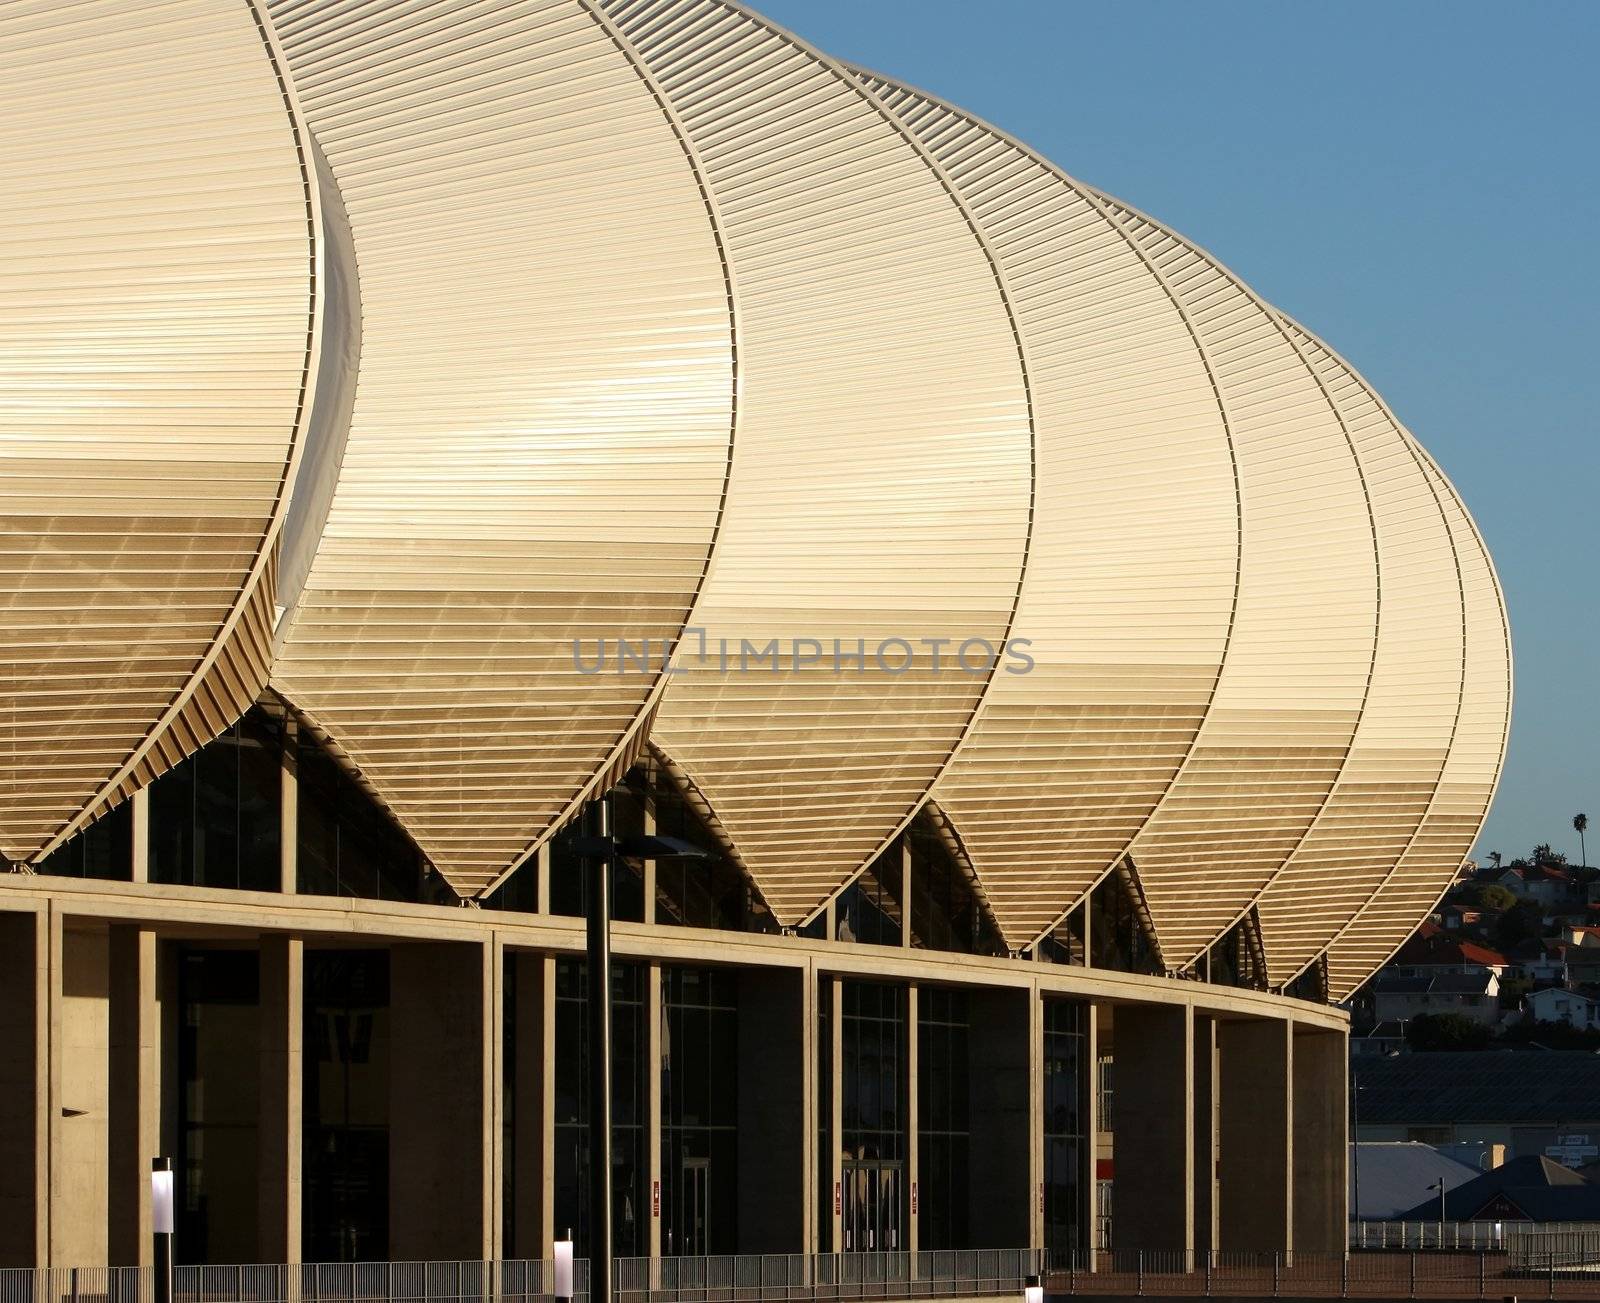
[680,1158,709,1257]
[841,1161,903,1252]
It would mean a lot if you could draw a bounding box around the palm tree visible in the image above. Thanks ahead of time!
[1489,850,1503,871]
[1576,813,1590,867]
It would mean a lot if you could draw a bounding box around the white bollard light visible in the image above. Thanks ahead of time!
[555,1238,575,1300]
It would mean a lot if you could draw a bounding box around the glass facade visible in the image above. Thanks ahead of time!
[304,949,391,1263]
[546,792,647,925]
[553,957,647,1257]
[839,981,906,1252]
[297,733,433,903]
[906,820,1006,956]
[34,799,132,880]
[1043,999,1088,1259]
[150,709,282,891]
[660,966,738,1255]
[1088,870,1161,974]
[1206,911,1268,990]
[835,847,903,946]
[649,765,775,934]
[1036,905,1087,965]
[176,948,261,1264]
[916,986,969,1250]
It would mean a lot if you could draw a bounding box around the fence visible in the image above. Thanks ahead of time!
[1044,1248,1600,1297]
[11,1246,1600,1303]
[1352,1221,1600,1252]
[0,1251,1037,1303]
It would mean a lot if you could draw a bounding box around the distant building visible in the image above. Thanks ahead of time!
[1351,1143,1479,1221]
[1388,921,1510,977]
[1353,1051,1600,1158]
[1371,970,1501,1028]
[1523,987,1600,1030]
[1507,937,1568,987]
[1494,864,1578,910]
[1393,1155,1600,1222]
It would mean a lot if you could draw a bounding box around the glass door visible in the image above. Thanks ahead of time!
[680,1158,710,1257]
[842,1160,903,1252]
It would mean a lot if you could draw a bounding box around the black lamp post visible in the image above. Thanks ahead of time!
[570,796,709,1303]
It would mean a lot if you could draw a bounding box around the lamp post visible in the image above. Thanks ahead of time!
[1350,1075,1362,1234]
[571,796,709,1303]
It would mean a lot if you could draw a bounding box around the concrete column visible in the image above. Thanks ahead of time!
[905,984,919,1254]
[54,924,109,1267]
[130,790,150,884]
[1111,1003,1193,1258]
[1029,981,1045,1252]
[510,953,557,1258]
[801,959,818,1256]
[1218,1017,1292,1252]
[279,718,298,894]
[1292,1025,1346,1253]
[487,935,505,1262]
[108,926,159,1265]
[390,941,492,1259]
[968,986,1031,1248]
[1193,1015,1218,1256]
[736,967,808,1252]
[259,936,303,1263]
[828,976,843,1252]
[1083,1003,1100,1266]
[0,909,48,1266]
[647,963,662,1258]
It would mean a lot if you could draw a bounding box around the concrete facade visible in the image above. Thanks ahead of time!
[0,877,1346,1271]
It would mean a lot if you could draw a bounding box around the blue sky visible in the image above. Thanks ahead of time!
[755,0,1600,867]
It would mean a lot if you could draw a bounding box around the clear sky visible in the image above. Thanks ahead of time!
[755,0,1600,867]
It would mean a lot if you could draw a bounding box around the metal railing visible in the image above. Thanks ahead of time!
[13,1245,1600,1303]
[1352,1221,1600,1251]
[0,1251,1036,1303]
[1044,1247,1600,1297]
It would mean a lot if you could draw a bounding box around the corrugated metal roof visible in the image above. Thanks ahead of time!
[1356,1051,1600,1124]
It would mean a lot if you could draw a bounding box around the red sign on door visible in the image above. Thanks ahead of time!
[910,1181,918,1216]
[652,1180,660,1217]
[834,1180,841,1215]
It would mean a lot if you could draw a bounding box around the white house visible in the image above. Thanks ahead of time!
[1524,986,1600,1031]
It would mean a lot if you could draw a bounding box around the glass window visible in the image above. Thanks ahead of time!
[35,800,133,880]
[1088,869,1161,975]
[303,949,391,1263]
[296,733,438,903]
[917,986,969,1250]
[150,709,281,892]
[835,843,903,947]
[176,949,261,1264]
[649,765,778,935]
[553,957,647,1258]
[661,966,739,1255]
[1043,1000,1088,1260]
[906,817,1006,956]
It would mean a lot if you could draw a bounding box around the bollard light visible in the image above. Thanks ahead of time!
[555,1237,575,1301]
[151,1164,174,1234]
[152,1157,175,1303]
[1024,1274,1043,1303]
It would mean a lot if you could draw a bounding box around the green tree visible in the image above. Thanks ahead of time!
[1460,882,1516,913]
[1405,1012,1493,1051]
[1576,813,1589,867]
[1494,900,1545,950]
